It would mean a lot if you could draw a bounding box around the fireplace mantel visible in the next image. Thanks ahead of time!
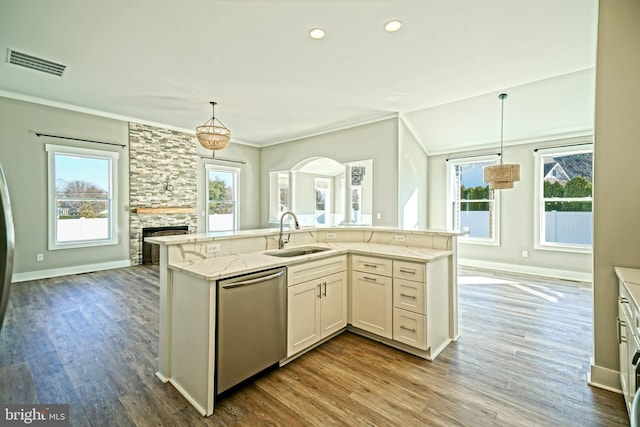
[132,207,196,214]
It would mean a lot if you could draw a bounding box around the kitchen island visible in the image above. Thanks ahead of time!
[147,226,464,416]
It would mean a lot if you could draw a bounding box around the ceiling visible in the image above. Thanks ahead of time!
[0,0,598,155]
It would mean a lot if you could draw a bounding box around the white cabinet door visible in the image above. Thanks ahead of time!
[287,280,321,357]
[320,271,348,337]
[351,271,393,339]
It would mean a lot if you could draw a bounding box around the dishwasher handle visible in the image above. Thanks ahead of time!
[221,270,285,289]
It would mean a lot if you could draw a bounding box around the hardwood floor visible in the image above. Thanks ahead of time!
[0,266,628,426]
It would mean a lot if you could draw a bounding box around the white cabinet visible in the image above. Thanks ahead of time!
[351,255,393,339]
[615,267,640,420]
[618,277,639,415]
[350,254,450,360]
[287,256,347,357]
[392,260,427,350]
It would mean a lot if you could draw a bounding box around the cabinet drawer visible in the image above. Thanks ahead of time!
[393,308,427,350]
[393,278,426,314]
[288,256,346,286]
[351,255,392,277]
[393,261,425,283]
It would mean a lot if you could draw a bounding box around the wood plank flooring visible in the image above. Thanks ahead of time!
[0,266,629,426]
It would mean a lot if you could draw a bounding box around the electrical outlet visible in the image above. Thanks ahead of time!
[206,243,220,254]
[36,253,44,261]
[522,250,529,258]
[376,213,381,219]
[326,233,336,239]
[393,234,406,242]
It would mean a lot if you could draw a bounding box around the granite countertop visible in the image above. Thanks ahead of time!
[169,242,453,281]
[616,267,640,308]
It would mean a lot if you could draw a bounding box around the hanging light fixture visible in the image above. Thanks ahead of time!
[483,93,520,190]
[196,101,231,157]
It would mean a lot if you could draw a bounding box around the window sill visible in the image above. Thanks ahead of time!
[534,243,592,255]
[459,238,500,247]
[49,239,118,251]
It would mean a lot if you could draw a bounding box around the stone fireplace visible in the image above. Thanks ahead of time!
[128,122,199,265]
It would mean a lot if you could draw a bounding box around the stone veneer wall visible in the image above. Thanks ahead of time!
[129,122,199,264]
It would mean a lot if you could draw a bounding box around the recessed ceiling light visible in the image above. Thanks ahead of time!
[384,20,402,32]
[309,28,325,40]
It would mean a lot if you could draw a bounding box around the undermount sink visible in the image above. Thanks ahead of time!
[265,246,331,258]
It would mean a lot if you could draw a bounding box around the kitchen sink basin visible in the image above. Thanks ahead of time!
[265,246,331,258]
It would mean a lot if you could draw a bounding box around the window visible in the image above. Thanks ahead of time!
[536,147,592,250]
[46,144,118,249]
[314,177,331,225]
[269,171,290,222]
[206,165,238,232]
[447,158,499,244]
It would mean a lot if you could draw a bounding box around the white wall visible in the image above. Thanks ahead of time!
[590,0,640,389]
[428,138,592,280]
[398,120,428,229]
[0,96,130,278]
[260,118,399,228]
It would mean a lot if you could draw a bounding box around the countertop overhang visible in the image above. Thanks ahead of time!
[146,226,466,246]
[169,242,453,281]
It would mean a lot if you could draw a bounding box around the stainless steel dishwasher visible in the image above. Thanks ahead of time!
[216,267,287,396]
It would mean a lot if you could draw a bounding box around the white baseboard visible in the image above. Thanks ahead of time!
[588,362,622,393]
[459,258,592,283]
[11,259,132,282]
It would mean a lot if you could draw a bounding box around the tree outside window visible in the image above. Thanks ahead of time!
[207,168,237,232]
[449,159,497,242]
[540,151,592,247]
[46,144,118,249]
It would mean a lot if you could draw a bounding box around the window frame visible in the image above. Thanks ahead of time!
[46,144,119,250]
[534,144,593,253]
[269,171,291,224]
[204,163,240,232]
[446,155,501,246]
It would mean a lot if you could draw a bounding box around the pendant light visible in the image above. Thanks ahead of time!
[196,101,231,157]
[483,93,520,190]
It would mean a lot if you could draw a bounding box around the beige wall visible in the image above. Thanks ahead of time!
[259,118,399,228]
[0,96,130,278]
[591,0,640,385]
[398,120,428,229]
[0,96,262,278]
[196,141,261,231]
[428,138,592,280]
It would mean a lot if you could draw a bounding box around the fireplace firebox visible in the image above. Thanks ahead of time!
[142,226,189,264]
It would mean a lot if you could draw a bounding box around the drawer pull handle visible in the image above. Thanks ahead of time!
[400,293,417,299]
[399,268,416,274]
[620,296,629,304]
[363,263,378,268]
[317,284,321,298]
[618,317,628,344]
[323,281,327,297]
[400,325,416,333]
[362,276,377,282]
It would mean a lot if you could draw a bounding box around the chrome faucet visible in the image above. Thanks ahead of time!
[278,211,300,249]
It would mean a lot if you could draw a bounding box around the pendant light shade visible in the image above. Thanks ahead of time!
[483,93,520,190]
[196,101,231,156]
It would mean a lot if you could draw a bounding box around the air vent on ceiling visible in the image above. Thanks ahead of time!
[7,49,66,77]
